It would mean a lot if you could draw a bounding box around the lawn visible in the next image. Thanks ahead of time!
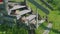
[27,0,60,34]
[49,11,60,34]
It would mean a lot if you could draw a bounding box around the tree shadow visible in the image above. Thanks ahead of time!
[40,0,54,10]
[40,24,60,34]
[28,0,49,15]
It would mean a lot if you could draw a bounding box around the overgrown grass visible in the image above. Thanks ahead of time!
[48,11,60,34]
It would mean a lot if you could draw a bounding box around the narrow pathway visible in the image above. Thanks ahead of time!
[43,23,52,34]
[38,19,45,24]
[38,19,45,27]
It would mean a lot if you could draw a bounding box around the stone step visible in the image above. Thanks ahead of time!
[9,9,31,19]
[10,5,26,10]
[26,15,36,21]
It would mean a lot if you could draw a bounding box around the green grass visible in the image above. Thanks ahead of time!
[10,0,24,2]
[27,0,60,34]
[48,11,60,34]
[1,0,60,34]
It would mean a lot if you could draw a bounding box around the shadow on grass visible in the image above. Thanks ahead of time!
[0,20,37,34]
[40,24,60,34]
[40,0,54,10]
[28,0,49,15]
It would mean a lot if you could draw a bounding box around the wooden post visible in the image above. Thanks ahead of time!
[36,7,38,29]
[4,0,9,15]
[24,0,26,5]
[45,15,49,23]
